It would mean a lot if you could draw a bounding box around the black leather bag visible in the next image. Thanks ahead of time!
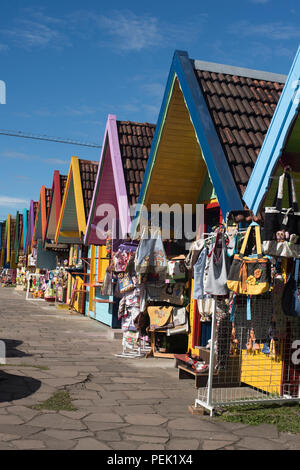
[262,172,300,257]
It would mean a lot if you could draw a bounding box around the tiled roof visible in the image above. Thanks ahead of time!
[33,201,38,220]
[60,175,67,202]
[194,67,285,197]
[18,213,23,240]
[10,218,16,250]
[116,120,156,206]
[1,222,5,248]
[78,159,99,219]
[45,188,52,216]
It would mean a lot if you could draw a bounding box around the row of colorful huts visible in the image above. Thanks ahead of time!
[1,48,300,341]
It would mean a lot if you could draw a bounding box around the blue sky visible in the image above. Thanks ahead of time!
[0,0,299,220]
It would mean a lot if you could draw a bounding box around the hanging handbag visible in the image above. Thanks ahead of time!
[147,282,185,306]
[262,172,300,258]
[117,272,135,294]
[147,306,173,330]
[167,257,186,280]
[227,224,271,295]
[185,238,205,270]
[205,232,229,296]
[281,259,300,318]
[192,246,209,299]
[134,227,168,275]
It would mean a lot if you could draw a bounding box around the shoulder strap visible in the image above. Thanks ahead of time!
[240,223,262,256]
[275,172,299,212]
[240,226,252,256]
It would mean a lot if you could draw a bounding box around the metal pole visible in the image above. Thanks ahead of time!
[207,296,217,416]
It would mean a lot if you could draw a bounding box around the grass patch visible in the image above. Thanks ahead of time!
[32,390,77,412]
[3,363,49,370]
[216,401,300,434]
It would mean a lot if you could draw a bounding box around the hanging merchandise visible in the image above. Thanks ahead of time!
[134,227,168,275]
[101,267,114,296]
[263,172,300,258]
[226,232,240,258]
[134,311,150,336]
[118,287,141,321]
[118,240,139,253]
[192,245,209,300]
[281,259,300,318]
[227,223,271,296]
[113,249,131,272]
[168,256,186,280]
[105,233,112,257]
[172,307,187,327]
[185,238,205,270]
[166,307,189,336]
[147,306,173,330]
[123,330,140,348]
[147,282,186,306]
[44,280,56,302]
[272,262,287,336]
[117,272,136,294]
[191,245,213,319]
[205,232,229,296]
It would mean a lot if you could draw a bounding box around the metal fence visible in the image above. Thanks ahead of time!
[194,294,300,416]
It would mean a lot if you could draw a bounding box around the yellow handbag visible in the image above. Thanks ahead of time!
[227,224,271,296]
[148,306,173,329]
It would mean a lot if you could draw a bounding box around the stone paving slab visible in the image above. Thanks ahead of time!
[1,288,300,451]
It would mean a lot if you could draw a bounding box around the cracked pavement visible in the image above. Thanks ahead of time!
[0,287,299,450]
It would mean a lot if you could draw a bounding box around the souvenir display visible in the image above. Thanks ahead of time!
[263,172,300,258]
[227,224,271,296]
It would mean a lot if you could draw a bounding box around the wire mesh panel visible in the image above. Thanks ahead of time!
[195,295,300,415]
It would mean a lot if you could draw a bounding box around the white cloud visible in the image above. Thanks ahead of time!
[1,151,32,160]
[16,175,31,180]
[44,158,68,165]
[2,10,70,50]
[68,9,207,52]
[0,151,67,165]
[0,196,29,207]
[63,105,99,117]
[2,7,207,53]
[98,11,163,51]
[228,21,300,40]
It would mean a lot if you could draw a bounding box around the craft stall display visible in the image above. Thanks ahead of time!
[23,265,68,304]
[15,267,27,290]
[180,171,300,398]
[96,229,190,358]
[0,268,17,287]
[26,272,48,300]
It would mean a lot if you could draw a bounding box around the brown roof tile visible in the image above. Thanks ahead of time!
[116,120,156,206]
[194,67,285,196]
[78,159,99,220]
[10,218,16,250]
[45,188,52,217]
[1,222,5,247]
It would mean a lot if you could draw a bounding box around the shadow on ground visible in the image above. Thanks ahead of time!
[0,339,31,358]
[0,370,41,402]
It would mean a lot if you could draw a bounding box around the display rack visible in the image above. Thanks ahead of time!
[26,273,46,301]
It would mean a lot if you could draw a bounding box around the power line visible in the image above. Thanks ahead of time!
[0,129,102,148]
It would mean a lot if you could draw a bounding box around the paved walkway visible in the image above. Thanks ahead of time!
[0,287,299,450]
